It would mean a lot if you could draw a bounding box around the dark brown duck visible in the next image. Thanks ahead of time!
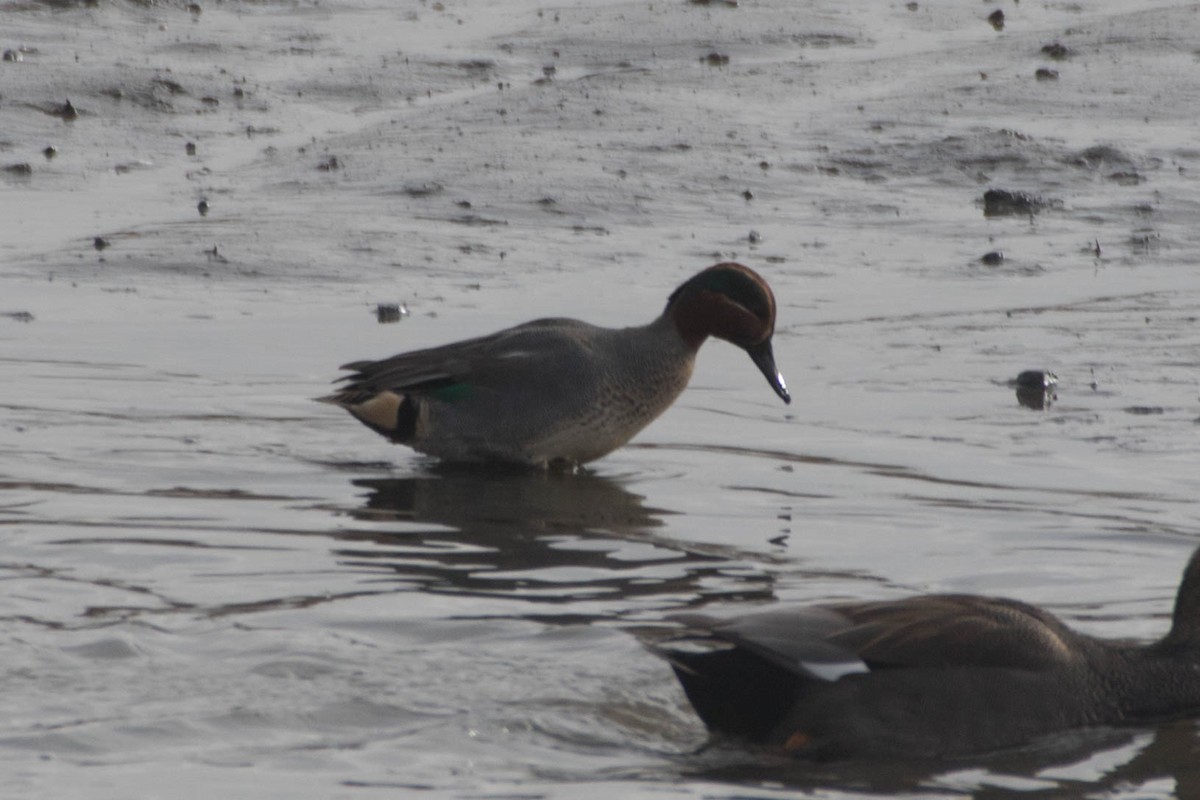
[659,547,1200,760]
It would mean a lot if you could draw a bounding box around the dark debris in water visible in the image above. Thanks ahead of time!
[2,311,35,323]
[1041,42,1071,60]
[1012,370,1058,410]
[375,302,408,324]
[982,188,1059,218]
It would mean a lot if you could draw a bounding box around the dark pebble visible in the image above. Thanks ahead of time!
[1041,42,1070,60]
[1035,68,1059,81]
[375,303,407,324]
[3,162,33,175]
[93,237,110,251]
[186,141,197,156]
[1016,370,1057,390]
[980,251,1004,266]
[702,52,730,66]
[983,188,1052,217]
[987,9,1004,31]
[1014,370,1058,410]
[317,156,340,172]
[42,146,57,159]
[197,199,210,216]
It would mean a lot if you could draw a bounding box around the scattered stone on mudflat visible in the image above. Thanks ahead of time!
[1035,67,1059,81]
[982,188,1056,217]
[702,52,730,66]
[2,49,22,62]
[987,9,1004,31]
[93,237,110,251]
[42,145,57,159]
[3,162,33,175]
[1013,369,1058,410]
[186,141,197,156]
[1041,42,1070,60]
[980,250,1004,266]
[375,303,408,324]
[2,311,35,323]
[198,199,210,216]
[1015,370,1057,390]
[317,156,340,171]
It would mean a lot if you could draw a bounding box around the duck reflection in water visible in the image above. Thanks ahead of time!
[333,468,774,615]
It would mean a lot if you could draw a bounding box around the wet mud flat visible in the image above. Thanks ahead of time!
[3,1,1200,798]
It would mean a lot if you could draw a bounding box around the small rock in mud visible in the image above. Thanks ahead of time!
[1041,42,1070,60]
[93,237,110,251]
[2,311,35,323]
[1012,369,1058,410]
[982,188,1056,217]
[702,52,730,66]
[980,250,1004,266]
[987,9,1004,31]
[317,156,340,171]
[42,145,57,159]
[375,303,408,324]
[186,141,197,156]
[3,49,22,62]
[56,99,79,121]
[1035,67,1059,81]
[197,199,210,216]
[3,162,33,176]
[747,229,761,243]
[1015,370,1057,390]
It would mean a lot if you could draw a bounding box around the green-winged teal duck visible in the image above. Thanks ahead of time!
[321,262,789,467]
[658,546,1200,760]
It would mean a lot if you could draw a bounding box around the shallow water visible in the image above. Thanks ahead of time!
[3,1,1200,797]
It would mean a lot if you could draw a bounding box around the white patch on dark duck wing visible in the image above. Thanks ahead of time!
[348,391,404,432]
[799,657,869,682]
[495,350,535,360]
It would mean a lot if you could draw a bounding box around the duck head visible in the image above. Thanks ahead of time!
[666,262,790,404]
